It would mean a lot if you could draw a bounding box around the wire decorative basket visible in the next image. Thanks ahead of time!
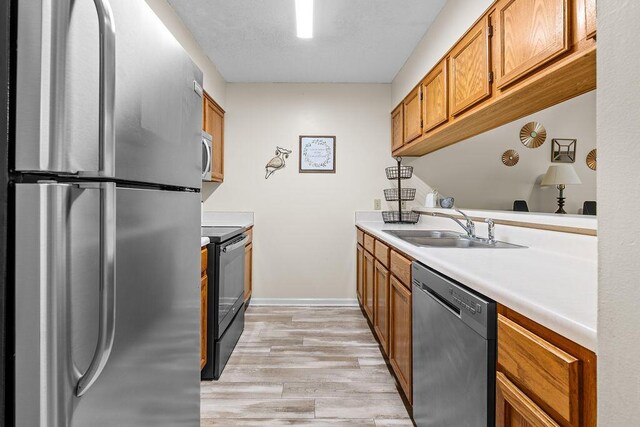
[382,211,420,224]
[384,188,416,202]
[385,165,413,180]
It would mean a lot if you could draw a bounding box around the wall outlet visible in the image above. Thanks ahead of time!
[401,201,407,210]
[374,199,382,210]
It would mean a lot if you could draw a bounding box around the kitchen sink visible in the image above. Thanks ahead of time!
[383,230,525,249]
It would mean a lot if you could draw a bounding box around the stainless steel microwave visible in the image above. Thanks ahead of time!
[202,131,213,181]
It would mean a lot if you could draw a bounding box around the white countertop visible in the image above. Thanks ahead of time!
[201,237,210,247]
[356,213,597,351]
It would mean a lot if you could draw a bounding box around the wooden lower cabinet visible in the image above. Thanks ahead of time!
[363,250,375,323]
[389,275,412,404]
[497,372,560,427]
[200,273,208,369]
[497,307,597,427]
[373,260,390,354]
[244,242,253,302]
[356,245,364,304]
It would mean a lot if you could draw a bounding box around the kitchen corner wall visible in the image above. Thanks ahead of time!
[598,0,640,424]
[145,0,227,107]
[203,84,393,300]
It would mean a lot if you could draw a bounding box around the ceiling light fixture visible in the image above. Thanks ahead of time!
[295,0,314,39]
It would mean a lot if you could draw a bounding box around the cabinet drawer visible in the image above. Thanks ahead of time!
[374,240,390,266]
[201,247,208,274]
[498,314,580,426]
[364,233,375,254]
[357,228,364,246]
[390,250,411,288]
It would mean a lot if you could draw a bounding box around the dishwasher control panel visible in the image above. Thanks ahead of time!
[412,262,496,339]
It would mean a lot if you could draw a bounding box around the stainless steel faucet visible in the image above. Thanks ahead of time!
[485,218,496,243]
[426,208,476,238]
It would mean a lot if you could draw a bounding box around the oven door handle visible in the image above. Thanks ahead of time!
[221,235,249,253]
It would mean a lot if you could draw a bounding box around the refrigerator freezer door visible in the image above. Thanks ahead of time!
[15,0,203,188]
[15,184,200,426]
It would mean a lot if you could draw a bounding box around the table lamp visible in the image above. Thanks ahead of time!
[541,165,582,214]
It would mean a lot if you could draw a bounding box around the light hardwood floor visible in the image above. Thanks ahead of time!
[201,306,413,426]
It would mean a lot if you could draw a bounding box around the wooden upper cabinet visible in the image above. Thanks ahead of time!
[391,105,404,152]
[202,91,225,182]
[495,0,570,89]
[421,59,449,132]
[403,86,422,144]
[585,0,596,39]
[449,16,492,115]
[496,372,560,427]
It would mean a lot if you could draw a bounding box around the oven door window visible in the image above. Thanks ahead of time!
[218,240,245,325]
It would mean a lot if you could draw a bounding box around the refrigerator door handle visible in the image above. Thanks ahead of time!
[78,0,116,178]
[75,182,117,397]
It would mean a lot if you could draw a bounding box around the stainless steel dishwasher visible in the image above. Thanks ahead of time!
[412,262,496,426]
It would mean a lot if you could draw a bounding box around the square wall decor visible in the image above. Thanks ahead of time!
[551,139,576,163]
[299,136,336,173]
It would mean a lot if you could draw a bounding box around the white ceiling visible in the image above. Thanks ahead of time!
[167,0,447,83]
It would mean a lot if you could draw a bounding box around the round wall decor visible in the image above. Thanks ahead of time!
[520,122,547,148]
[501,149,520,167]
[586,149,597,170]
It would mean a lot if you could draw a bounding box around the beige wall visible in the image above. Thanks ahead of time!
[597,0,640,424]
[145,0,227,107]
[391,0,493,108]
[406,92,597,214]
[203,84,393,301]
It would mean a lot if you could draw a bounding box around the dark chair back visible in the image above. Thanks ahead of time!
[513,200,529,212]
[583,201,597,216]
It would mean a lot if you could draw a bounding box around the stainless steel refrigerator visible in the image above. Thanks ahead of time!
[9,0,203,425]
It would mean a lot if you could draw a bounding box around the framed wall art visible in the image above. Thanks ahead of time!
[299,136,336,173]
[551,139,577,163]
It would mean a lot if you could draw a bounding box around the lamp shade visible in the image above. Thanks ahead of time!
[540,164,582,186]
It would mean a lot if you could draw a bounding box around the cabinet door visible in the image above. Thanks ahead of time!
[389,275,412,403]
[450,16,492,115]
[373,260,390,354]
[422,60,448,132]
[357,245,364,304]
[585,0,596,39]
[201,274,208,369]
[363,250,375,323]
[203,92,225,182]
[495,0,569,89]
[391,105,404,152]
[496,372,560,427]
[244,243,253,302]
[403,86,422,144]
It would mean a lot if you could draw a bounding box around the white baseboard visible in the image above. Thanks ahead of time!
[249,298,359,307]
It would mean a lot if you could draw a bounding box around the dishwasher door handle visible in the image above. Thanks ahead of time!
[417,282,461,318]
